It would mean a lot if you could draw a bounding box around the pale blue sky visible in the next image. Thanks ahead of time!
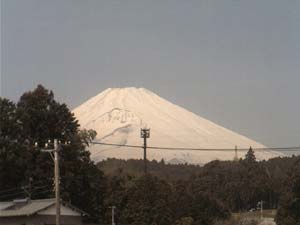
[1,0,300,147]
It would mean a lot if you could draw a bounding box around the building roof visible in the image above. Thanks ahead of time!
[0,198,87,218]
[0,198,55,217]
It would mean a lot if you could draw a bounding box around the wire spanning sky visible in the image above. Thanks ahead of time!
[1,0,300,147]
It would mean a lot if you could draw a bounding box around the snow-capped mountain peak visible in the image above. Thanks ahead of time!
[73,87,281,164]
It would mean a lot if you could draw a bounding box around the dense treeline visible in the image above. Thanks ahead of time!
[275,157,300,225]
[1,85,299,225]
[98,158,202,181]
[103,171,230,225]
[99,155,300,221]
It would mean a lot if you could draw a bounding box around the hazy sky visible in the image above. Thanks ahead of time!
[1,0,299,147]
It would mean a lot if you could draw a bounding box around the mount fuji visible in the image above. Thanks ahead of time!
[73,87,281,164]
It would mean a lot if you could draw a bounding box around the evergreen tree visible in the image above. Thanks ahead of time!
[119,175,173,225]
[190,192,230,225]
[0,98,30,196]
[1,85,106,221]
[245,146,256,163]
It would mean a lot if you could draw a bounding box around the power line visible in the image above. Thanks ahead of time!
[91,141,141,148]
[5,138,300,151]
[32,187,53,195]
[33,184,50,191]
[0,177,54,194]
[148,146,300,151]
[0,187,23,195]
[31,180,54,187]
[91,141,300,152]
[0,184,56,201]
[0,190,25,199]
[31,188,53,196]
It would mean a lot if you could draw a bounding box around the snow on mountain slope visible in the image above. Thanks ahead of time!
[73,87,281,164]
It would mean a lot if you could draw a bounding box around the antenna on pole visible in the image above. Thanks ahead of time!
[140,128,150,174]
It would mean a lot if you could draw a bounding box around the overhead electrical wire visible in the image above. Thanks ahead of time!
[147,146,300,151]
[5,139,300,151]
[0,190,26,199]
[0,186,53,200]
[91,141,141,148]
[0,187,22,195]
[33,185,51,191]
[91,141,300,152]
[0,179,53,194]
[31,189,53,196]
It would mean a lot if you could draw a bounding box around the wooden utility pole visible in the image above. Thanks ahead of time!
[140,128,150,174]
[110,206,116,225]
[260,200,263,220]
[54,139,60,225]
[41,139,60,225]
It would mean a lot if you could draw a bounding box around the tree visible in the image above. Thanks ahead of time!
[276,159,300,225]
[245,147,256,164]
[118,175,173,225]
[0,98,30,197]
[276,193,300,225]
[16,84,78,143]
[1,85,106,221]
[190,192,230,225]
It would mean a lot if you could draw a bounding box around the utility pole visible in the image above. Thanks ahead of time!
[234,145,238,161]
[27,177,33,200]
[41,139,60,225]
[260,200,263,220]
[54,140,60,225]
[23,177,33,200]
[110,206,116,225]
[29,177,33,200]
[140,128,150,174]
[258,200,263,220]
